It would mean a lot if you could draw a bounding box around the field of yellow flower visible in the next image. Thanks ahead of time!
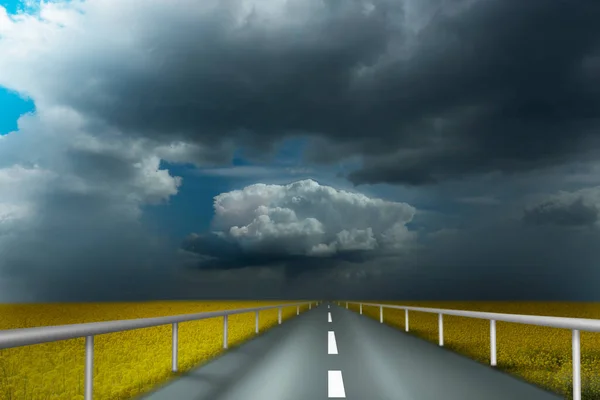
[351,301,600,399]
[0,301,310,400]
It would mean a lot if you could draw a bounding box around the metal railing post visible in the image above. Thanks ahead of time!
[297,305,299,315]
[255,311,259,334]
[172,322,178,372]
[346,302,348,309]
[438,313,444,346]
[490,320,497,366]
[380,305,383,323]
[223,315,228,349]
[360,303,363,314]
[405,308,409,332]
[309,303,312,310]
[84,335,94,400]
[278,307,282,324]
[573,329,581,400]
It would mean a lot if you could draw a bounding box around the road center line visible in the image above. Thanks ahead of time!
[328,370,346,398]
[328,312,332,322]
[328,331,338,354]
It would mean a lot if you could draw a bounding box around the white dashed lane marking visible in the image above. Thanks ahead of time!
[328,331,338,354]
[328,370,346,398]
[327,305,344,398]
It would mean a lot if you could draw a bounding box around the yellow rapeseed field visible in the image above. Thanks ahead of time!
[352,301,600,399]
[0,300,310,400]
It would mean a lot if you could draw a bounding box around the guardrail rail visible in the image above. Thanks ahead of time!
[0,301,319,400]
[342,301,600,400]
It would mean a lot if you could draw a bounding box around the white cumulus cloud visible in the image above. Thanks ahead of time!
[203,179,417,258]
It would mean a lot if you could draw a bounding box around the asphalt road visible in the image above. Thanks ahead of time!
[138,302,562,400]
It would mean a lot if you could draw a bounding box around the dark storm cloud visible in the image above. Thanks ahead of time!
[344,0,600,185]
[35,0,600,186]
[54,0,394,144]
[181,232,376,271]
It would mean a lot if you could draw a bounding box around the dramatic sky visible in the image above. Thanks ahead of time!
[1,0,600,302]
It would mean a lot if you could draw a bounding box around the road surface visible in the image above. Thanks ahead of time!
[138,302,562,400]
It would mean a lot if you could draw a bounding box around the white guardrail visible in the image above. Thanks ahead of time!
[0,301,319,400]
[339,301,600,400]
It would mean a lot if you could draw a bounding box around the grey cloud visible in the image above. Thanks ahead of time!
[4,0,600,186]
[523,197,598,227]
[0,105,183,301]
[523,188,600,227]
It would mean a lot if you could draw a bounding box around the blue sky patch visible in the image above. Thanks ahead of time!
[0,87,35,135]
[1,0,38,15]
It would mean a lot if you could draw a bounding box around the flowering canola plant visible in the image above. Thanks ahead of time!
[0,301,308,399]
[353,301,600,399]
